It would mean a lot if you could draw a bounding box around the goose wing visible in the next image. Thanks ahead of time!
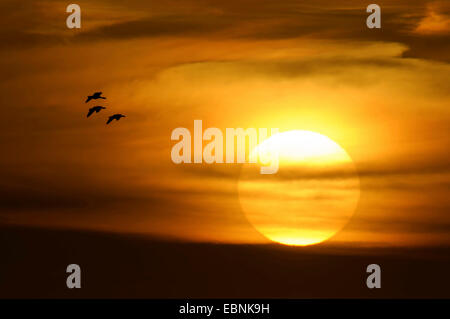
[87,107,96,117]
[106,116,114,124]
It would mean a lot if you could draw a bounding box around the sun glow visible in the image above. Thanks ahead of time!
[238,130,360,246]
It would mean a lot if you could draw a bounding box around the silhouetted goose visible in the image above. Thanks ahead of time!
[85,92,106,103]
[106,114,126,124]
[87,106,106,117]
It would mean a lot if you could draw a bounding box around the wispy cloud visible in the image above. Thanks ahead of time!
[0,0,449,247]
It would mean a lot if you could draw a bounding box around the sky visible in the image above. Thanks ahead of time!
[0,0,449,249]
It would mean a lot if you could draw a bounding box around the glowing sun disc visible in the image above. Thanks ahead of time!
[238,130,360,246]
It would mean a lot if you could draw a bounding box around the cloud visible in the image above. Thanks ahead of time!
[0,0,449,247]
[76,15,231,40]
[2,0,449,62]
[414,1,450,35]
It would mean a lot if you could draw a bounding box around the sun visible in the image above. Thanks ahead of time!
[238,130,360,246]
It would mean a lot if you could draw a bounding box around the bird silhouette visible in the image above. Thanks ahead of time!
[85,92,106,103]
[106,114,126,124]
[87,106,106,117]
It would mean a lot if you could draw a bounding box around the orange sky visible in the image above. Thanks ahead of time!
[0,0,449,249]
